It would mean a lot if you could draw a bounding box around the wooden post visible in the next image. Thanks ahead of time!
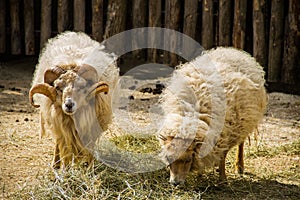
[268,0,284,82]
[218,0,233,46]
[104,0,127,39]
[24,0,35,55]
[40,0,52,49]
[282,0,300,84]
[0,0,5,53]
[104,0,127,53]
[202,0,214,49]
[164,0,181,66]
[74,0,85,32]
[10,0,22,55]
[233,0,247,49]
[92,0,104,42]
[253,0,267,70]
[58,0,71,33]
[183,0,198,56]
[148,0,161,62]
[132,0,147,58]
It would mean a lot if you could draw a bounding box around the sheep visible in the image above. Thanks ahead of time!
[29,31,119,169]
[158,47,267,185]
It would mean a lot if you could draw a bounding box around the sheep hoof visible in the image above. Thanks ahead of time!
[219,174,227,182]
[235,165,244,174]
[218,177,228,185]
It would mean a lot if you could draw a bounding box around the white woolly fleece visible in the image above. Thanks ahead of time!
[159,46,267,168]
[33,31,118,87]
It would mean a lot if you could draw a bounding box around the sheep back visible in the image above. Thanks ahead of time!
[159,47,267,167]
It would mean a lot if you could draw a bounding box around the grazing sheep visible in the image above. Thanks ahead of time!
[158,47,267,185]
[30,31,119,169]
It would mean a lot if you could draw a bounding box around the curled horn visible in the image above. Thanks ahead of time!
[29,83,56,108]
[44,66,66,85]
[87,81,109,99]
[77,64,98,83]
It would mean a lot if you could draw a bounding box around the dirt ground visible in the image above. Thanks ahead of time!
[0,58,299,199]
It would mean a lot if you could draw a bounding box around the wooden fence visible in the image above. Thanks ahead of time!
[0,0,299,93]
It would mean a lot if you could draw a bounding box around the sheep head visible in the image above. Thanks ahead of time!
[29,64,109,115]
[159,135,202,186]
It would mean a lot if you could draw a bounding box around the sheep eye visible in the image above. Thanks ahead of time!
[86,80,94,86]
[166,156,171,164]
[55,86,62,91]
[79,85,86,90]
[185,157,193,163]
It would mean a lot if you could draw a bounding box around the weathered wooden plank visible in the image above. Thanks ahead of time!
[10,0,22,55]
[148,0,161,62]
[58,0,71,33]
[104,0,127,53]
[202,0,214,49]
[232,0,247,49]
[268,0,285,82]
[282,0,300,84]
[164,0,181,66]
[218,0,233,46]
[74,0,86,32]
[104,0,127,39]
[183,0,198,55]
[0,0,6,53]
[40,0,52,49]
[253,0,267,70]
[24,0,35,55]
[132,0,147,58]
[92,0,104,42]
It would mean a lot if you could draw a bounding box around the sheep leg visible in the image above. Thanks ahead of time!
[235,142,244,174]
[39,112,46,139]
[52,142,61,169]
[219,150,228,181]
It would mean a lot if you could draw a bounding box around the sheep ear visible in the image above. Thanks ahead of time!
[44,66,66,85]
[193,139,203,153]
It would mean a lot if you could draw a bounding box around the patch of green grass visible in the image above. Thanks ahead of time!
[247,139,300,158]
[110,134,160,153]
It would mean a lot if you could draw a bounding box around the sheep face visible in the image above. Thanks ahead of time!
[160,136,201,186]
[30,64,109,114]
[168,149,194,186]
[54,71,93,115]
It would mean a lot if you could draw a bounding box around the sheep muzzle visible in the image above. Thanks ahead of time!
[29,83,56,107]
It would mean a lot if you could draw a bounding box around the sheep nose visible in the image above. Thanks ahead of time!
[65,101,75,109]
[63,98,77,115]
[170,178,182,186]
[170,180,181,186]
[64,98,75,109]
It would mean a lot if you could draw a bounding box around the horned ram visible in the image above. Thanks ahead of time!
[29,31,119,169]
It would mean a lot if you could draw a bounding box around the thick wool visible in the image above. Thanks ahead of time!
[31,31,119,168]
[159,47,267,172]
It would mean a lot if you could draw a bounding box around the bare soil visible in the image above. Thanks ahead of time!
[0,58,299,199]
